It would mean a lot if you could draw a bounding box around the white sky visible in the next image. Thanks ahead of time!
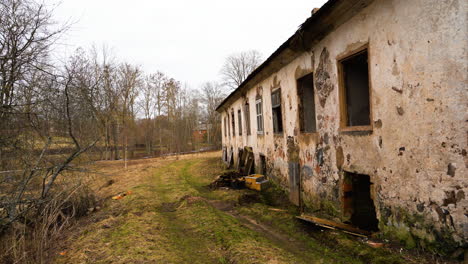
[47,0,328,89]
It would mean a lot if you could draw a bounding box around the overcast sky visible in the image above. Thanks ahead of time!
[47,0,328,89]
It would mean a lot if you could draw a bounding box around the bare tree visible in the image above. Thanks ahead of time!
[117,63,141,169]
[201,82,225,146]
[220,50,263,90]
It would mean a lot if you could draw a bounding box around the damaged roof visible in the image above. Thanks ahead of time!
[215,0,374,112]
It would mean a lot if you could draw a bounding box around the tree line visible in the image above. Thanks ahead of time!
[1,0,263,240]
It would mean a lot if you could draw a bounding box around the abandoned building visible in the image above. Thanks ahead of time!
[216,0,467,254]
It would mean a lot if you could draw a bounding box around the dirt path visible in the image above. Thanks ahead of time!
[54,152,433,264]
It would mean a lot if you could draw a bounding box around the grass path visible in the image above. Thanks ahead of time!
[55,152,415,264]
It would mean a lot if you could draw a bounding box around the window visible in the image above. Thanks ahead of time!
[237,109,242,136]
[297,73,317,133]
[244,102,251,135]
[271,89,283,134]
[227,115,230,138]
[231,111,235,137]
[339,48,371,129]
[256,98,264,133]
[224,117,227,138]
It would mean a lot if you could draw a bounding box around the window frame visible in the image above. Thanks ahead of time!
[337,44,373,133]
[244,101,251,135]
[296,73,317,134]
[271,88,283,134]
[231,110,236,137]
[255,98,264,134]
[226,114,230,138]
[237,109,242,136]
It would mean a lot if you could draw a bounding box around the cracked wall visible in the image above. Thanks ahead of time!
[220,0,467,254]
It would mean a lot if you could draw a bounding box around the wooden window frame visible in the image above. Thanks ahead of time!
[231,110,236,137]
[271,88,283,135]
[244,101,251,136]
[226,113,230,139]
[256,98,264,134]
[296,73,317,134]
[237,109,242,136]
[337,43,373,133]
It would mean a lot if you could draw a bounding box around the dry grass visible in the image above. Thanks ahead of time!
[48,151,442,264]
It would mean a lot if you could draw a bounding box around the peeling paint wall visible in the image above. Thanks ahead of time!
[220,0,467,253]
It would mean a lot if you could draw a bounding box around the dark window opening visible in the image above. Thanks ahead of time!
[248,157,255,175]
[237,148,244,169]
[340,50,371,127]
[256,98,264,133]
[271,89,283,134]
[237,109,242,136]
[231,111,235,137]
[343,172,379,231]
[244,102,251,135]
[297,73,317,132]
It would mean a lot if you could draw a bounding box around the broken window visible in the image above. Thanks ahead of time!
[271,89,283,134]
[231,110,235,137]
[237,109,242,136]
[339,49,371,128]
[297,73,317,133]
[244,102,251,135]
[343,172,379,231]
[256,98,264,133]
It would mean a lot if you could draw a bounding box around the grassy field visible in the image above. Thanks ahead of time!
[53,151,437,264]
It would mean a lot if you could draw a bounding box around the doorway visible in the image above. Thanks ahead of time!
[343,172,379,231]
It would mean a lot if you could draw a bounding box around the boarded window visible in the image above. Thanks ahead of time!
[271,89,283,134]
[244,102,251,135]
[231,111,235,137]
[256,98,264,133]
[237,109,242,136]
[339,49,371,127]
[297,73,317,132]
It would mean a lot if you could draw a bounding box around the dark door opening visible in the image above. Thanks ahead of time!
[343,172,379,231]
[259,154,266,175]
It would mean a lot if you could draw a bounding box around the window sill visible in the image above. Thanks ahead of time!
[339,125,373,135]
[300,131,319,135]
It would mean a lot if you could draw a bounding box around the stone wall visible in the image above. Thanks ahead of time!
[220,0,467,254]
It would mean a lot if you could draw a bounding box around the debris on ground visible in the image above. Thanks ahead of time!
[366,240,385,248]
[296,214,371,237]
[244,174,269,191]
[268,208,288,213]
[112,190,133,200]
[209,170,270,191]
[209,170,244,189]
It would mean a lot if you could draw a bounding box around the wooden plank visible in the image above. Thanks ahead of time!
[296,214,371,236]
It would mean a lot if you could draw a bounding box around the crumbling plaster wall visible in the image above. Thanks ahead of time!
[221,0,467,251]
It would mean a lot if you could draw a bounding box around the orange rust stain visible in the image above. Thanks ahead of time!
[315,165,321,174]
